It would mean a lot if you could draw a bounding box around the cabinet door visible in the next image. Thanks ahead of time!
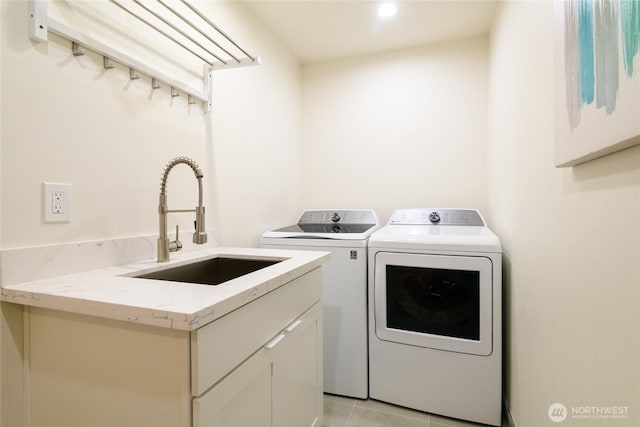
[193,346,275,427]
[193,302,323,427]
[273,303,323,427]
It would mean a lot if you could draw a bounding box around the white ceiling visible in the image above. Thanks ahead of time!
[242,0,500,64]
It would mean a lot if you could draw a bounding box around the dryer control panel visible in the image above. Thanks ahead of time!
[389,209,484,226]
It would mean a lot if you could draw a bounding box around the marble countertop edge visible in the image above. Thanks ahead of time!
[1,247,330,331]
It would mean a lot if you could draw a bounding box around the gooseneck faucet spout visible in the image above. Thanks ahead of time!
[157,157,208,263]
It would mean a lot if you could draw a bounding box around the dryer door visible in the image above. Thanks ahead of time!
[374,252,493,356]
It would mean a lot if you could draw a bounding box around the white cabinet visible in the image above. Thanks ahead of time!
[193,303,322,427]
[192,267,323,427]
[25,268,323,427]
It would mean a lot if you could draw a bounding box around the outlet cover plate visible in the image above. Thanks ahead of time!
[43,182,71,223]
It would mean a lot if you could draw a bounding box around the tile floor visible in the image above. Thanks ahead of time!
[323,394,497,427]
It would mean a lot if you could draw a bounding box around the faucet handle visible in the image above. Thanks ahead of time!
[169,225,183,253]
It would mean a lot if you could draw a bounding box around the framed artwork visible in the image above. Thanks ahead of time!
[555,0,640,167]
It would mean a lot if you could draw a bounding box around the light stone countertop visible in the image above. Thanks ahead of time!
[0,247,330,331]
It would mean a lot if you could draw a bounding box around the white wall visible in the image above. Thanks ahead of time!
[0,0,301,250]
[2,2,203,249]
[301,38,489,222]
[205,2,302,246]
[0,1,300,424]
[0,8,3,423]
[488,2,640,427]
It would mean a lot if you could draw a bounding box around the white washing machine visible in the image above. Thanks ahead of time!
[260,209,379,399]
[368,208,502,426]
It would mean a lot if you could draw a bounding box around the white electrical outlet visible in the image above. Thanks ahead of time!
[43,182,71,223]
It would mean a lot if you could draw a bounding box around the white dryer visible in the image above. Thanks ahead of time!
[368,208,502,426]
[261,209,379,399]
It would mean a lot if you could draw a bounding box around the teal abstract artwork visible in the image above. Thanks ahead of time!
[564,0,640,130]
[578,0,595,104]
[621,0,640,76]
[556,0,640,167]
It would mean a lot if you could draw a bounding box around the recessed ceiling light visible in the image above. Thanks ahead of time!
[378,3,397,18]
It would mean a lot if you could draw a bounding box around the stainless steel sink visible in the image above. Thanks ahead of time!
[134,257,282,286]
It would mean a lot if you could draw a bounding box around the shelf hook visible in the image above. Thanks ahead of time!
[72,42,84,56]
[103,57,115,69]
[129,68,139,80]
[151,78,161,89]
[171,87,179,97]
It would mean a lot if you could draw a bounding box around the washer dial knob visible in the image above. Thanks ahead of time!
[331,212,341,223]
[428,211,441,223]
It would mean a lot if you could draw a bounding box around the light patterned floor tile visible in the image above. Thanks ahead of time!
[346,406,430,427]
[355,398,431,422]
[323,394,502,427]
[430,413,496,427]
[324,393,360,406]
[323,398,355,427]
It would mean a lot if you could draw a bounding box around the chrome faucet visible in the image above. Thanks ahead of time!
[157,157,208,262]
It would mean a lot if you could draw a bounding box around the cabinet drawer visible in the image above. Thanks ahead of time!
[191,267,322,396]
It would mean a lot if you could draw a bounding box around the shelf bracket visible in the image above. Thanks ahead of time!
[28,0,48,42]
[204,65,213,113]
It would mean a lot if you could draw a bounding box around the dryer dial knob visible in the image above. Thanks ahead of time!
[429,211,441,223]
[331,212,341,222]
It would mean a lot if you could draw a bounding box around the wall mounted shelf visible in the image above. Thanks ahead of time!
[28,0,261,112]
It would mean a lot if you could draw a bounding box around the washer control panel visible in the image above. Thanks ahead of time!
[389,209,484,226]
[298,209,378,225]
